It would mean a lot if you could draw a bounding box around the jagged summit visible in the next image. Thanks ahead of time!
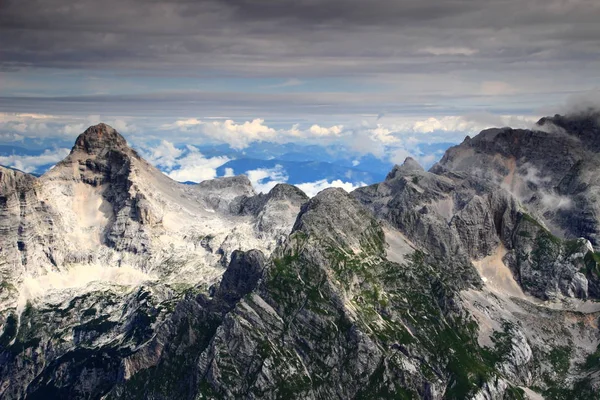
[385,157,425,180]
[291,187,379,250]
[537,111,600,150]
[266,183,308,201]
[196,175,254,192]
[400,156,424,172]
[433,111,600,250]
[72,123,130,155]
[44,123,151,186]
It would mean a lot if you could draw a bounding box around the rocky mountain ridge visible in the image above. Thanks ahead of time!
[0,123,305,310]
[1,117,600,399]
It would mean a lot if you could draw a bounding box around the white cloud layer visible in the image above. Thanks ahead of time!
[245,165,289,194]
[156,113,540,158]
[0,111,547,175]
[242,165,366,197]
[141,140,230,183]
[160,118,347,150]
[0,148,70,173]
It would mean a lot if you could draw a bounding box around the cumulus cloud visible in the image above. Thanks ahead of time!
[160,118,202,130]
[143,140,183,169]
[383,114,540,135]
[242,164,367,197]
[167,151,230,183]
[369,124,398,144]
[224,167,235,177]
[0,148,70,173]
[0,113,52,136]
[307,124,343,137]
[61,123,89,136]
[245,165,289,194]
[0,113,140,141]
[161,118,350,149]
[141,141,230,183]
[389,148,416,165]
[0,110,544,175]
[156,113,544,165]
[62,117,139,136]
[0,132,24,142]
[108,119,138,134]
[346,123,401,157]
[161,118,278,149]
[204,119,278,149]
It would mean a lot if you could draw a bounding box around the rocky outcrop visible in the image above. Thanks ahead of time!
[0,246,269,400]
[195,175,256,212]
[502,213,598,299]
[353,152,600,301]
[213,249,266,305]
[0,166,65,286]
[0,124,307,307]
[353,157,504,289]
[236,183,309,247]
[433,112,600,249]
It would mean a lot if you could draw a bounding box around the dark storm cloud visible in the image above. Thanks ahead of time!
[220,0,476,25]
[1,0,599,77]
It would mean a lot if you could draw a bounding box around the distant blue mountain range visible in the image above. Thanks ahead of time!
[0,138,456,186]
[216,158,388,185]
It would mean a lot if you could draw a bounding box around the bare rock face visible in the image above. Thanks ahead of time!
[195,175,256,212]
[236,183,310,247]
[433,112,600,249]
[213,249,266,304]
[0,166,65,289]
[502,214,596,300]
[0,124,306,309]
[353,157,504,289]
[354,142,600,302]
[72,123,130,154]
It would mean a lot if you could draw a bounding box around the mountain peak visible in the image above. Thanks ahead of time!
[536,112,600,149]
[401,157,424,171]
[44,123,143,184]
[72,123,129,154]
[385,157,424,180]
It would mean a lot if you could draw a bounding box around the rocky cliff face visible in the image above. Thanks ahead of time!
[433,112,600,250]
[2,119,600,399]
[353,154,600,302]
[0,124,305,297]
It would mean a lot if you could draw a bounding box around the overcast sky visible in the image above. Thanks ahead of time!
[1,0,599,157]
